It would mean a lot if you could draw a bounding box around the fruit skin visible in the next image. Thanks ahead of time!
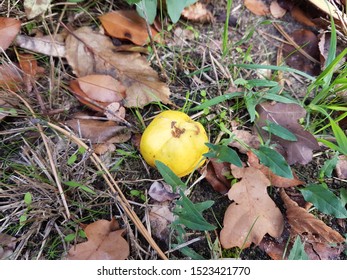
[140,110,209,177]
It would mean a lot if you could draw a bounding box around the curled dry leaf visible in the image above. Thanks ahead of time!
[255,102,320,165]
[220,166,284,249]
[149,202,175,242]
[0,17,21,51]
[280,189,345,259]
[99,10,160,46]
[70,75,125,112]
[181,2,214,23]
[67,218,129,260]
[202,159,232,194]
[290,6,316,27]
[244,0,270,16]
[270,0,286,18]
[66,117,131,144]
[14,34,66,57]
[149,181,179,202]
[247,151,304,188]
[65,27,171,108]
[282,29,321,76]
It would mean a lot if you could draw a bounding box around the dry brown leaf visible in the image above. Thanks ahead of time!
[67,218,129,260]
[247,151,304,188]
[229,129,260,153]
[149,202,175,242]
[0,233,17,259]
[255,102,320,165]
[99,10,160,46]
[244,0,270,16]
[201,159,232,194]
[280,189,345,245]
[335,155,347,179]
[270,0,286,18]
[70,75,125,112]
[65,27,171,108]
[149,181,179,202]
[104,102,126,122]
[24,0,51,19]
[282,29,321,76]
[14,34,66,57]
[0,64,23,90]
[220,166,284,249]
[0,17,21,51]
[290,6,316,27]
[66,117,131,144]
[181,2,214,23]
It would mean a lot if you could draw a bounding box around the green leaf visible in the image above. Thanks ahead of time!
[204,143,242,167]
[64,181,96,195]
[136,0,157,24]
[288,236,309,260]
[67,154,77,165]
[126,0,141,3]
[252,145,293,179]
[155,160,185,189]
[262,120,297,141]
[174,190,216,231]
[189,92,244,112]
[300,184,347,218]
[247,79,279,88]
[340,188,347,207]
[24,192,32,205]
[166,0,198,23]
[319,154,338,178]
[64,233,76,242]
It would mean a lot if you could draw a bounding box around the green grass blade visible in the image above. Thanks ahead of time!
[189,92,244,112]
[155,160,185,189]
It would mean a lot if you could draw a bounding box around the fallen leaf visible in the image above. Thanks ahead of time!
[0,17,21,51]
[229,129,260,153]
[65,27,171,108]
[24,0,51,19]
[149,202,175,241]
[104,102,126,122]
[67,218,129,260]
[171,27,195,47]
[247,151,304,188]
[244,0,270,16]
[270,0,286,18]
[335,155,347,179]
[280,189,346,259]
[99,10,160,46]
[70,75,125,112]
[201,159,232,194]
[148,181,180,202]
[290,6,316,27]
[17,53,44,93]
[255,102,320,165]
[0,233,17,259]
[66,116,131,144]
[220,166,284,249]
[181,2,214,23]
[0,63,23,90]
[14,34,66,57]
[282,29,321,76]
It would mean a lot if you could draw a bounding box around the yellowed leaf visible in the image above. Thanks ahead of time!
[67,219,129,260]
[65,27,171,108]
[220,166,284,249]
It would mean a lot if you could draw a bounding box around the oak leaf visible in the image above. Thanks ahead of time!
[67,219,129,260]
[65,27,171,108]
[255,102,320,165]
[99,10,160,46]
[280,189,346,259]
[220,166,284,249]
[0,17,21,51]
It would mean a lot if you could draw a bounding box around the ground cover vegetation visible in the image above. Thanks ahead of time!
[0,0,346,260]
